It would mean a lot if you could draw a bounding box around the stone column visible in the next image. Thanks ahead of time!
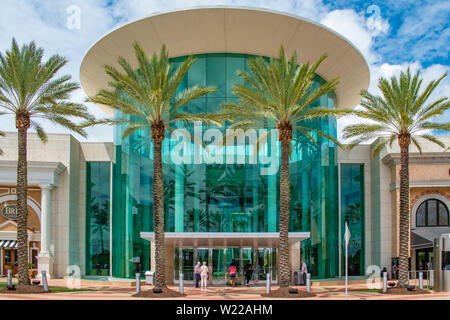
[150,239,156,271]
[290,242,301,284]
[37,184,54,278]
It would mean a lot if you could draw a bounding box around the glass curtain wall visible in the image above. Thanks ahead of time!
[340,164,365,276]
[112,53,339,278]
[85,162,111,276]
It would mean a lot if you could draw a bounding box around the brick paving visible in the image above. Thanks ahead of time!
[0,278,449,300]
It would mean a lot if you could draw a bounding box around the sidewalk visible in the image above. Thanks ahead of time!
[0,278,449,300]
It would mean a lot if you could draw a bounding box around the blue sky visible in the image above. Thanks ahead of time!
[0,0,449,141]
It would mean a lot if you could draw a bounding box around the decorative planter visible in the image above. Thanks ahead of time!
[28,269,38,279]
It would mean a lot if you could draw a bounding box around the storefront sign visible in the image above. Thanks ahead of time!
[1,204,17,220]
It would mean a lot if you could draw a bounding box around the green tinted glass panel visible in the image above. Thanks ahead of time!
[112,53,338,278]
[86,162,111,276]
[340,164,365,276]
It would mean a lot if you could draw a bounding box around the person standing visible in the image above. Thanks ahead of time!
[200,261,209,288]
[229,261,237,287]
[244,261,253,286]
[194,261,201,288]
[301,259,307,286]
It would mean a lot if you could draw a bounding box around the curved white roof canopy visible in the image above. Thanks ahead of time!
[80,6,370,115]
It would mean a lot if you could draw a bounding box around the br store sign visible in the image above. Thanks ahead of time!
[1,204,18,220]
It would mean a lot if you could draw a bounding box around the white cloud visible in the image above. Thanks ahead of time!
[320,9,390,64]
[0,0,447,145]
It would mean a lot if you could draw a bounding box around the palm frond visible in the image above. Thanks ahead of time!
[0,38,94,139]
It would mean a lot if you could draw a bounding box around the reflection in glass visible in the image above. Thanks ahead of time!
[340,164,364,276]
[86,162,111,276]
[416,199,449,227]
[112,53,339,278]
[417,202,426,227]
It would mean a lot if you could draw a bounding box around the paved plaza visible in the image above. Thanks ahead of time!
[0,278,449,300]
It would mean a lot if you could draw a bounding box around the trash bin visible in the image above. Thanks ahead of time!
[293,271,303,285]
[145,271,154,285]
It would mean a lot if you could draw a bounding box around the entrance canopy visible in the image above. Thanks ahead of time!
[411,227,450,249]
[140,232,310,248]
[0,240,17,248]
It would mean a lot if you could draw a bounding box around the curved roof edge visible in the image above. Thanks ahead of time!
[80,6,370,115]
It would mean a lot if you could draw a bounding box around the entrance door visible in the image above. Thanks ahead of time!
[416,248,433,271]
[197,248,209,265]
[4,249,18,276]
[176,249,193,281]
[211,249,224,281]
[257,248,270,280]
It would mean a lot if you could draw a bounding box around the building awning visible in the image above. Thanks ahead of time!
[411,227,450,249]
[140,232,310,248]
[0,240,17,248]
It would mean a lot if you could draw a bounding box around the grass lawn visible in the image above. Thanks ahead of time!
[0,281,96,293]
[351,288,381,293]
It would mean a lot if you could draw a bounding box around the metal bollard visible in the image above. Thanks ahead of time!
[382,272,387,293]
[429,270,434,288]
[6,269,12,286]
[42,270,49,292]
[266,272,271,294]
[136,273,141,293]
[419,272,423,289]
[179,272,184,294]
[306,273,311,292]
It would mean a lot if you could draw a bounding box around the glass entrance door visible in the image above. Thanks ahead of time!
[257,248,270,280]
[211,249,225,281]
[175,249,194,281]
[196,248,209,265]
[175,247,277,283]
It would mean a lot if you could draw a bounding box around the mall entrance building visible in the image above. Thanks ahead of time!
[79,6,371,283]
[0,6,449,283]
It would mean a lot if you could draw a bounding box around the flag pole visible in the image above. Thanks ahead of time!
[345,221,348,300]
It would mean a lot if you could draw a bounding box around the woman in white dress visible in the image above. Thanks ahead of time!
[200,261,209,288]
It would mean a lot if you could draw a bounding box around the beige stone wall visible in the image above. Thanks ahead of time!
[289,242,301,283]
[389,161,450,257]
[0,186,41,231]
[0,132,113,278]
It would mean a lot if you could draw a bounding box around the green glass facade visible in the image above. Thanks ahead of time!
[340,164,365,276]
[85,162,111,276]
[110,53,340,279]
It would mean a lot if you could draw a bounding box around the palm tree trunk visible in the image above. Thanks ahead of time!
[153,138,166,289]
[16,126,30,286]
[398,135,410,288]
[278,138,291,288]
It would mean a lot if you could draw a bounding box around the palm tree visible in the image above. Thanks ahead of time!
[343,68,450,288]
[0,38,93,286]
[219,46,346,288]
[85,43,219,291]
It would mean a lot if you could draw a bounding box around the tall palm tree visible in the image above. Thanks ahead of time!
[0,38,93,286]
[343,68,450,287]
[219,46,346,288]
[85,43,219,291]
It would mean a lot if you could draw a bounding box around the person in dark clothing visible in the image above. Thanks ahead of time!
[381,267,388,279]
[244,261,253,286]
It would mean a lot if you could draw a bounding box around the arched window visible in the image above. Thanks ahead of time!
[416,199,449,227]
